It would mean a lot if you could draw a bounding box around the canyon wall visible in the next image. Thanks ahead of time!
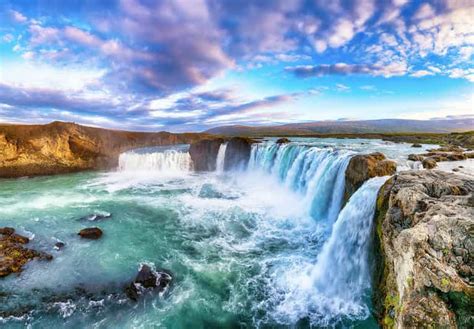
[0,121,206,178]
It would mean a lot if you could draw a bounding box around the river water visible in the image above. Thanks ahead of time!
[0,138,439,328]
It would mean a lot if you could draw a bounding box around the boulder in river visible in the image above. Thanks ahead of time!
[344,152,397,202]
[0,227,52,277]
[125,264,172,301]
[411,143,422,148]
[373,170,474,328]
[189,138,224,171]
[276,138,290,144]
[422,157,437,169]
[408,154,424,162]
[78,227,103,239]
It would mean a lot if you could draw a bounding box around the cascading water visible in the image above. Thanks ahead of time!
[270,176,390,326]
[118,146,193,172]
[249,142,352,225]
[215,143,227,172]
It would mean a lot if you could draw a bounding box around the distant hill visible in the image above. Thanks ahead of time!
[205,118,474,136]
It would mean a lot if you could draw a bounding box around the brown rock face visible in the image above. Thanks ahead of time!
[78,227,103,239]
[374,171,474,329]
[0,121,208,178]
[188,138,224,171]
[223,137,254,171]
[344,152,397,202]
[276,138,290,144]
[422,157,437,169]
[0,228,52,277]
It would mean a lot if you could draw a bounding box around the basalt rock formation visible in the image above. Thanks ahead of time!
[0,121,207,178]
[223,137,255,171]
[408,145,474,170]
[188,138,224,171]
[374,170,474,328]
[125,264,172,301]
[344,152,397,202]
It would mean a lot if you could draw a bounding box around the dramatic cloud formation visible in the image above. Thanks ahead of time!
[0,0,472,130]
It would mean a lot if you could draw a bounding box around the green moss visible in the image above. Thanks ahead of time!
[406,276,414,288]
[439,291,474,328]
[440,277,450,288]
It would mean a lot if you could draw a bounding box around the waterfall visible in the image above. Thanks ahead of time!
[310,176,390,319]
[215,143,227,172]
[271,176,390,326]
[118,147,193,172]
[248,142,352,224]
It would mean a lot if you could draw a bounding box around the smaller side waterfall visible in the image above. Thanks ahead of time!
[215,143,227,172]
[310,175,390,317]
[118,148,193,172]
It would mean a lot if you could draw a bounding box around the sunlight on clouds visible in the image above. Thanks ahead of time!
[0,61,105,91]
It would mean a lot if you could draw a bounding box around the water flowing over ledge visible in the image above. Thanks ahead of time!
[118,145,193,173]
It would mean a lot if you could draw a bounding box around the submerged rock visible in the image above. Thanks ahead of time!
[344,152,397,202]
[0,227,52,277]
[78,227,103,239]
[125,264,172,301]
[374,170,474,328]
[188,138,224,171]
[54,241,65,250]
[224,137,254,171]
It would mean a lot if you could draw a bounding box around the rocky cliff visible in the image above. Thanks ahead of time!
[344,152,397,202]
[0,121,206,178]
[188,138,224,171]
[374,170,474,328]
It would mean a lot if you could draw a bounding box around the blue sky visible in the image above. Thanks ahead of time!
[0,0,473,132]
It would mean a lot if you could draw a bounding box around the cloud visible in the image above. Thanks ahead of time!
[335,83,350,92]
[286,62,407,78]
[9,10,27,23]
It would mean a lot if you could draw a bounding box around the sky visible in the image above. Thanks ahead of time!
[0,0,473,132]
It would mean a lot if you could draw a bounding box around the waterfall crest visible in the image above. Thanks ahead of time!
[249,142,351,223]
[118,147,193,172]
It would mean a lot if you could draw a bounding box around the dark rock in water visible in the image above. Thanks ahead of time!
[344,152,397,202]
[79,212,112,221]
[78,227,103,239]
[125,264,172,301]
[422,157,437,169]
[276,138,290,144]
[54,241,65,250]
[452,168,460,172]
[408,154,424,162]
[0,227,14,236]
[0,227,52,277]
[189,138,224,171]
[224,137,254,171]
[411,143,422,148]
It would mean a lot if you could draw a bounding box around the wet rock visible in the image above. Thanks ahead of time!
[0,227,14,235]
[188,138,224,171]
[411,143,422,148]
[344,152,397,201]
[276,138,290,144]
[452,168,460,172]
[374,171,474,328]
[408,154,424,162]
[78,227,103,240]
[223,137,254,171]
[0,227,52,277]
[54,242,65,250]
[422,157,437,169]
[125,264,172,301]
